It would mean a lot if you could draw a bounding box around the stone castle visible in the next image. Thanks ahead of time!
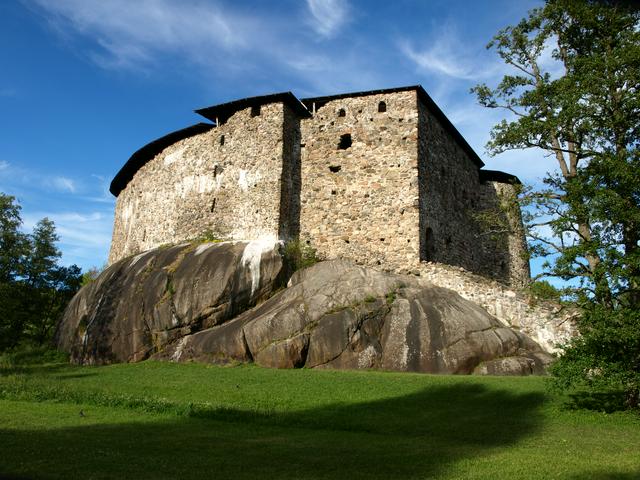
[108,85,530,288]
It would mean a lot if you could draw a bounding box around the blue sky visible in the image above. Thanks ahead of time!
[1,0,557,272]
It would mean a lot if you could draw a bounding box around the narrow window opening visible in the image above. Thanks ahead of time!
[424,227,436,261]
[251,105,261,117]
[220,135,225,146]
[329,165,341,173]
[338,133,352,150]
[378,101,387,113]
[142,230,146,242]
[210,198,216,212]
[331,189,337,195]
[338,108,346,117]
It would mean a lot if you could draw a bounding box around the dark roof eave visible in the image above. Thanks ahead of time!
[109,122,215,197]
[479,169,522,185]
[195,91,311,124]
[302,85,485,169]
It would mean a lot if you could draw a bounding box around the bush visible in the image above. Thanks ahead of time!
[0,344,68,369]
[549,306,640,410]
[283,240,321,273]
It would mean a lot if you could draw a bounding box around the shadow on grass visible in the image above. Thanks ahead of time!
[569,472,640,480]
[566,390,629,413]
[0,382,544,480]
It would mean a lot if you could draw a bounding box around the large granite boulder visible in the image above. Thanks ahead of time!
[157,260,553,375]
[55,240,284,364]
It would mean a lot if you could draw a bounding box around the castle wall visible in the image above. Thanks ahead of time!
[299,91,421,272]
[417,101,485,272]
[477,181,531,288]
[109,103,289,263]
[417,102,528,286]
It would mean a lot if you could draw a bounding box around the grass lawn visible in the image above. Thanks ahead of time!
[1,360,639,479]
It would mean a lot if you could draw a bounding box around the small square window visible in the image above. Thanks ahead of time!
[338,133,352,150]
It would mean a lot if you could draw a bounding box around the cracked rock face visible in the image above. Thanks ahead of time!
[55,240,284,364]
[155,260,553,375]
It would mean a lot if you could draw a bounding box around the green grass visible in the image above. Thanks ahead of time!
[1,360,639,479]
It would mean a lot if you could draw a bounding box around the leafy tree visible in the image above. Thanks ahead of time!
[0,194,82,349]
[0,193,28,283]
[472,0,640,408]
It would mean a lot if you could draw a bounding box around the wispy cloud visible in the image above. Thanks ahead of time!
[22,210,113,268]
[50,176,76,193]
[306,0,349,38]
[28,0,255,71]
[398,24,503,81]
[0,161,9,170]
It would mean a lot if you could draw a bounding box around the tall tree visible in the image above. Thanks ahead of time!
[472,0,640,407]
[0,194,82,349]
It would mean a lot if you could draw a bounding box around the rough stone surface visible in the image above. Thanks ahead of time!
[109,103,301,263]
[108,87,528,288]
[56,240,284,364]
[416,261,576,353]
[156,260,554,375]
[299,91,421,273]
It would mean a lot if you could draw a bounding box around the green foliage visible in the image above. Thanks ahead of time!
[528,280,562,302]
[0,193,82,350]
[0,344,68,369]
[196,229,224,243]
[80,265,104,287]
[385,289,397,305]
[474,0,640,409]
[550,306,640,410]
[283,239,321,273]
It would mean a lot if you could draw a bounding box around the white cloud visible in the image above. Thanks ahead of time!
[398,23,509,82]
[28,0,254,70]
[306,0,349,38]
[0,161,9,170]
[51,176,76,193]
[22,210,113,269]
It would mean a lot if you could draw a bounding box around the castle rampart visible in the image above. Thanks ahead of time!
[108,85,529,288]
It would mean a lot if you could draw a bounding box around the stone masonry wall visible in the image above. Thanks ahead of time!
[417,101,528,286]
[299,91,421,271]
[477,181,531,288]
[278,103,302,241]
[417,261,576,353]
[109,102,289,263]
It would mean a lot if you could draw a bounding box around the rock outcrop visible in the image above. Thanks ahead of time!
[56,243,555,374]
[55,240,284,364]
[157,260,552,375]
